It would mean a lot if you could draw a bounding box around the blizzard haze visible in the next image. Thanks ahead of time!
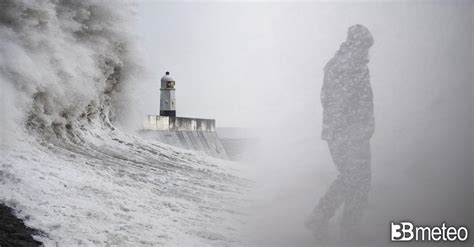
[132,1,473,246]
[0,0,470,246]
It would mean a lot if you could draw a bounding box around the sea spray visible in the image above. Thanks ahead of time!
[0,1,247,246]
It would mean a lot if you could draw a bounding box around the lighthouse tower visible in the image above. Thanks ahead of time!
[160,71,176,117]
[142,71,227,159]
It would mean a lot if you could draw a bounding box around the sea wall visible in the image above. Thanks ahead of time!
[143,115,216,131]
[139,130,228,160]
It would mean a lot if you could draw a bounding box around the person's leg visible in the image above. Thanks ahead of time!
[340,140,371,238]
[306,140,350,239]
[310,170,349,222]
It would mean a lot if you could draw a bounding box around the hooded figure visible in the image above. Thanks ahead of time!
[321,24,375,141]
[306,24,375,243]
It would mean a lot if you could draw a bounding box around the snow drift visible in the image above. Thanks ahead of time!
[0,0,247,246]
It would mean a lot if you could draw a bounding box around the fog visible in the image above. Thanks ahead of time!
[133,1,472,246]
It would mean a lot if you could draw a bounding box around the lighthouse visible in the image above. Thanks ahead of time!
[141,71,227,159]
[160,71,176,117]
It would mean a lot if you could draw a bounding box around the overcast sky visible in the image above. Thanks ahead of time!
[130,2,472,244]
[133,1,471,130]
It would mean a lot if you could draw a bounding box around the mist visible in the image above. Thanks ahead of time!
[0,0,470,246]
[132,1,472,246]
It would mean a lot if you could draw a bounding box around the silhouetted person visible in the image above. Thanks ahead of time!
[305,24,375,243]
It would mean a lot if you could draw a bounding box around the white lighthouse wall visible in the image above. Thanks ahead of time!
[160,90,176,111]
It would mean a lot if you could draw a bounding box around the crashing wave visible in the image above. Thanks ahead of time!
[0,1,247,246]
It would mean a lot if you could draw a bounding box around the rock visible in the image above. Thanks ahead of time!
[0,204,43,247]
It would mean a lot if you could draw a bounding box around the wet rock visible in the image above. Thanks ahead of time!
[0,204,43,247]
